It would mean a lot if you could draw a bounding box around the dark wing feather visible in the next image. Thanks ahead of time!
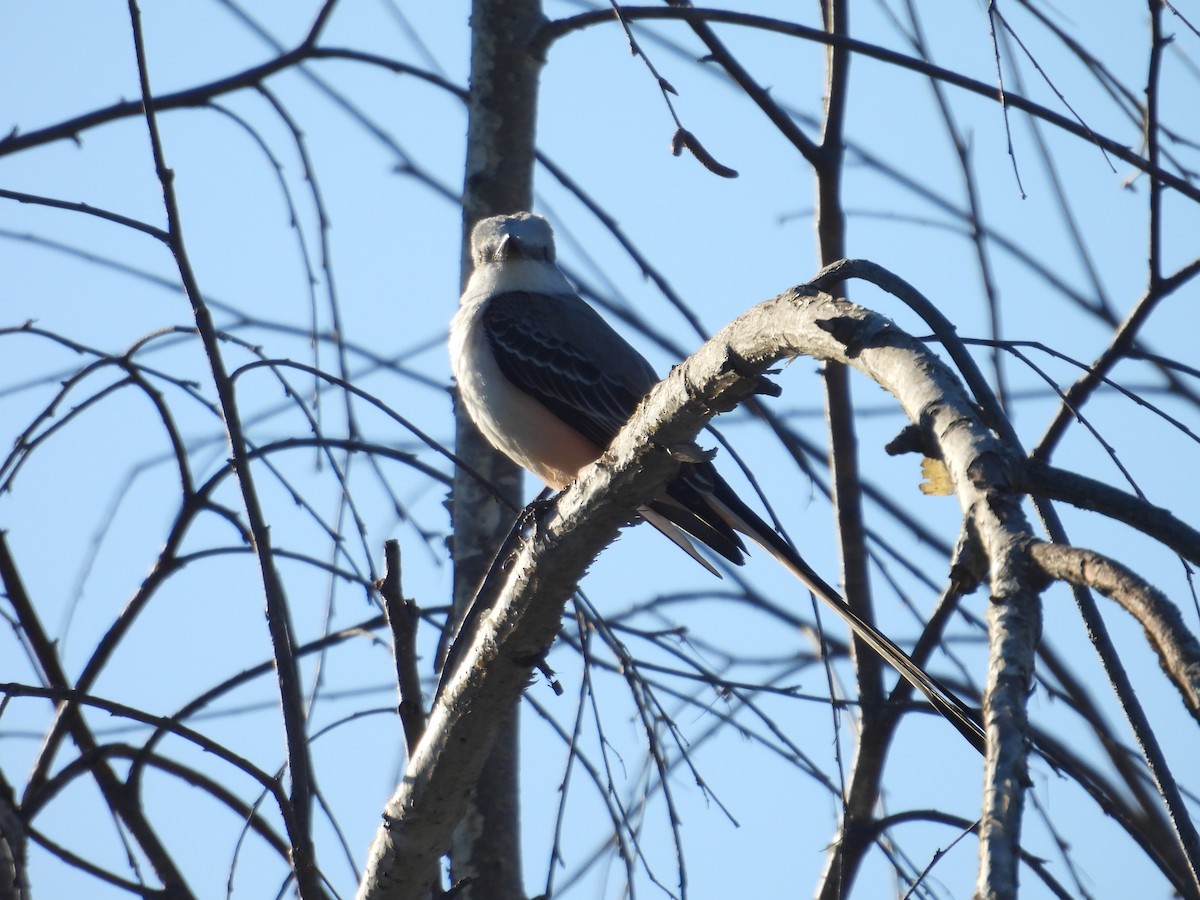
[484,290,750,563]
[652,466,749,564]
[481,293,985,753]
[483,291,659,449]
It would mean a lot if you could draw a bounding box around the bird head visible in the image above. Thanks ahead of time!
[470,212,557,265]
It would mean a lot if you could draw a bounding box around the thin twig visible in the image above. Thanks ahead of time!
[1,535,195,896]
[379,540,427,755]
[125,1,323,893]
[533,7,1200,201]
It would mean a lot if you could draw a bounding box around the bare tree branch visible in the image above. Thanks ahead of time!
[1029,541,1200,721]
[125,2,323,893]
[1023,461,1200,566]
[359,272,1047,899]
[0,534,194,897]
[532,7,1200,203]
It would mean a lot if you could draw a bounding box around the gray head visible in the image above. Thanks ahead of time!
[470,212,556,265]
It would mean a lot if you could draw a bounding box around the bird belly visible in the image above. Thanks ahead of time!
[453,317,601,489]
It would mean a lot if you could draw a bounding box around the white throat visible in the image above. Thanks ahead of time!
[462,258,575,304]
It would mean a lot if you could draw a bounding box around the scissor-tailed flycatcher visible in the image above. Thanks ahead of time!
[450,212,984,753]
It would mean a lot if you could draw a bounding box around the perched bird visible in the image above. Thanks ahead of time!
[450,212,983,752]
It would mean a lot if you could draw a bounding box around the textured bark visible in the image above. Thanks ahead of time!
[977,554,1041,900]
[358,280,1039,900]
[1029,541,1200,722]
[358,2,544,898]
[809,2,891,897]
[446,4,547,896]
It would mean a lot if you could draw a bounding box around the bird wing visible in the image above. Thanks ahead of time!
[481,290,661,451]
[481,289,749,565]
[475,289,986,752]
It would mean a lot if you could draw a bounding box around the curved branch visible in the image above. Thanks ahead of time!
[860,810,1075,899]
[0,47,460,159]
[533,7,1200,202]
[1035,255,1200,459]
[29,743,290,860]
[1028,541,1200,721]
[6,683,291,820]
[0,534,194,897]
[125,4,322,892]
[0,188,168,240]
[357,277,1046,899]
[1023,460,1200,566]
[813,258,1200,895]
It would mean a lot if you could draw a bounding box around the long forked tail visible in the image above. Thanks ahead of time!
[708,483,987,755]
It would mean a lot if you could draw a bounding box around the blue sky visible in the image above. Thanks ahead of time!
[2,2,1198,898]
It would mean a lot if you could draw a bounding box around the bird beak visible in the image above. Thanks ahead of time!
[495,233,521,261]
